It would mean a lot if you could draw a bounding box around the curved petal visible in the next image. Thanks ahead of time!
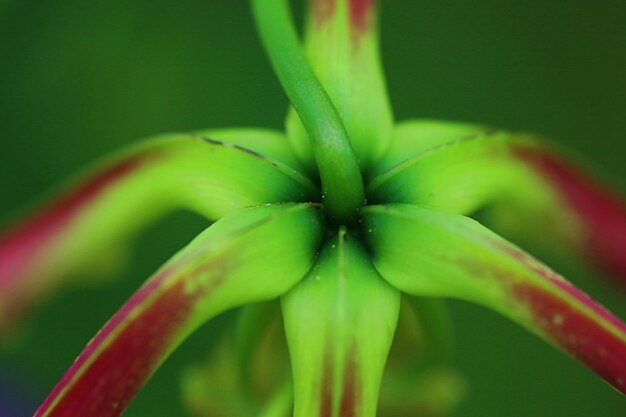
[195,127,307,173]
[285,0,393,170]
[367,131,626,283]
[371,119,487,177]
[282,228,400,417]
[0,134,317,334]
[377,296,464,417]
[362,204,626,395]
[34,203,324,417]
[183,301,291,417]
[367,131,539,214]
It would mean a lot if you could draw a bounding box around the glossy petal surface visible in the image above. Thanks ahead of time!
[35,203,324,417]
[363,204,626,394]
[0,134,316,334]
[282,230,400,417]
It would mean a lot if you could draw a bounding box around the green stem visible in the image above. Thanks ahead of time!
[251,0,364,224]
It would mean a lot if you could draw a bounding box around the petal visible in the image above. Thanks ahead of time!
[367,131,626,283]
[195,127,307,173]
[282,229,400,417]
[362,204,626,394]
[377,297,465,417]
[367,131,535,214]
[285,0,394,170]
[183,301,291,417]
[34,203,324,417]
[511,143,626,282]
[371,119,487,176]
[0,134,317,335]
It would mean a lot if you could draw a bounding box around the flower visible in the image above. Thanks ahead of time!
[1,1,625,416]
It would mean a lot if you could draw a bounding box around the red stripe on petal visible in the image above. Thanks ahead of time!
[339,354,357,417]
[349,0,374,32]
[483,234,626,335]
[35,279,196,417]
[513,282,626,393]
[313,0,336,26]
[319,353,333,417]
[0,155,149,281]
[318,347,359,417]
[515,147,626,283]
[0,154,155,323]
[36,249,231,417]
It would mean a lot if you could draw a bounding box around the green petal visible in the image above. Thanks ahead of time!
[367,131,544,214]
[362,204,626,395]
[34,203,323,417]
[182,301,291,417]
[282,228,400,417]
[371,119,487,176]
[194,127,307,173]
[286,0,394,170]
[377,296,464,417]
[0,134,317,335]
[369,130,626,285]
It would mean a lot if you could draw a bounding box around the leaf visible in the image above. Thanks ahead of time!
[33,203,324,417]
[282,228,400,417]
[362,204,626,395]
[286,0,394,170]
[0,134,317,335]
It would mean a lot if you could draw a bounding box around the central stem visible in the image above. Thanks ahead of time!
[252,0,365,225]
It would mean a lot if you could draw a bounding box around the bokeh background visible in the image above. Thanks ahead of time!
[1,0,625,416]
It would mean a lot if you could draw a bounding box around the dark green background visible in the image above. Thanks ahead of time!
[1,1,625,416]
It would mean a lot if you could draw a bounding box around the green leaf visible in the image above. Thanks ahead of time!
[371,119,487,176]
[362,204,626,395]
[33,202,324,417]
[286,0,394,171]
[0,134,317,335]
[282,228,400,417]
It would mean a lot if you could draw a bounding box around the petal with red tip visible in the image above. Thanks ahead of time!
[362,204,626,394]
[0,132,316,335]
[282,229,400,417]
[368,131,626,283]
[286,0,393,169]
[34,203,324,417]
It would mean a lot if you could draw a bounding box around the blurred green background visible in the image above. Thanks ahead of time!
[1,0,625,416]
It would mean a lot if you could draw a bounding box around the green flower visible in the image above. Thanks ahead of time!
[1,1,625,417]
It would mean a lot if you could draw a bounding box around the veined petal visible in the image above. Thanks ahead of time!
[0,134,317,335]
[367,131,538,214]
[371,119,487,177]
[34,203,324,417]
[362,204,626,394]
[195,127,307,173]
[286,0,394,170]
[367,131,626,283]
[282,229,400,417]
